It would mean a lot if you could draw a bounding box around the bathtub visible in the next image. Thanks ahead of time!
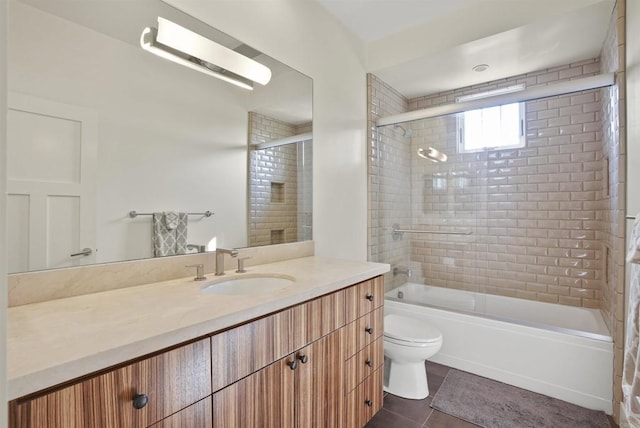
[385,283,614,413]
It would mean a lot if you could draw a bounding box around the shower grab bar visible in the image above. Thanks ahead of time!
[129,210,214,218]
[392,223,473,240]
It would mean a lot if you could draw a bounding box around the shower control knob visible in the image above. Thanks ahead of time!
[365,327,374,335]
[287,360,298,370]
[365,359,373,367]
[132,393,148,410]
[365,294,374,302]
[365,399,373,407]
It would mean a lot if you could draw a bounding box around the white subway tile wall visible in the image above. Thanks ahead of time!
[248,112,312,247]
[369,56,620,309]
[600,0,626,417]
[367,74,411,291]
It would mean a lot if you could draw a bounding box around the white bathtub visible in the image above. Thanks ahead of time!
[385,283,614,413]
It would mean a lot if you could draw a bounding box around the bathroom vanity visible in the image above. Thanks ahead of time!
[7,257,387,427]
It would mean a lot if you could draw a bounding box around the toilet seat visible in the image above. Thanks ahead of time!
[384,314,442,344]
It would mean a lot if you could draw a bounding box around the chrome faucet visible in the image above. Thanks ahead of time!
[185,263,207,281]
[215,248,238,276]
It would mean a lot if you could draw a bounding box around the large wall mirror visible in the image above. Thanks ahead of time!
[7,0,313,274]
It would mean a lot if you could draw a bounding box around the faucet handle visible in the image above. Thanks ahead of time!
[236,257,252,273]
[185,264,207,281]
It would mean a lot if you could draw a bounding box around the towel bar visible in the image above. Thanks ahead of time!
[392,223,473,240]
[129,211,214,218]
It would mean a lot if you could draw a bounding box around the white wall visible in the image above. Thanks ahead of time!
[628,0,640,215]
[1,0,7,424]
[165,0,369,261]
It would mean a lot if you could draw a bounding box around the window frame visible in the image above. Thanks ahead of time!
[456,101,526,154]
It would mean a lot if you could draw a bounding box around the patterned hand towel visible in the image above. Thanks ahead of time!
[153,212,188,257]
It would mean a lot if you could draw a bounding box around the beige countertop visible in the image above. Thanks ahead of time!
[7,256,389,400]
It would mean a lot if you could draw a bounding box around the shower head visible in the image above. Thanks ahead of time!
[417,147,447,163]
[394,124,413,138]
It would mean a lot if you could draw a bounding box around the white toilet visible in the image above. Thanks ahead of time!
[383,314,443,399]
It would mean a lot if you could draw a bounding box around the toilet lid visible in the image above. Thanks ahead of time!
[384,314,442,344]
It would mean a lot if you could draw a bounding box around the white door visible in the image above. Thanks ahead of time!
[7,93,98,272]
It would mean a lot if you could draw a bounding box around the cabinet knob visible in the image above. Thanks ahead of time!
[365,326,374,335]
[287,360,298,370]
[365,399,373,407]
[365,294,374,302]
[297,353,308,364]
[132,393,148,410]
[365,359,373,367]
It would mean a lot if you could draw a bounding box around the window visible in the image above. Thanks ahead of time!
[457,102,525,153]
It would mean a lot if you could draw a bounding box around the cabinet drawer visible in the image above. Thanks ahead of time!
[11,338,212,428]
[345,367,383,428]
[211,289,346,392]
[345,338,383,394]
[346,278,383,323]
[343,307,383,359]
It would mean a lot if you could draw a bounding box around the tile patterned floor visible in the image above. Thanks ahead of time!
[365,361,619,428]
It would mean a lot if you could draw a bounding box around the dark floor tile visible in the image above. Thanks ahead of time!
[426,361,451,378]
[424,410,481,428]
[365,409,423,428]
[426,361,450,395]
[383,393,432,424]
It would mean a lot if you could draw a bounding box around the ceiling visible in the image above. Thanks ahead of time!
[316,0,615,98]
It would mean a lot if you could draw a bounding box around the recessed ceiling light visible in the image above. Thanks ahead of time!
[472,64,489,72]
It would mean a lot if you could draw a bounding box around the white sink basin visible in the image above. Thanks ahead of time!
[201,274,296,295]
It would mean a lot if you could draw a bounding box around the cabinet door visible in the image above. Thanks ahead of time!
[11,338,211,428]
[295,331,345,428]
[149,398,212,428]
[211,356,295,428]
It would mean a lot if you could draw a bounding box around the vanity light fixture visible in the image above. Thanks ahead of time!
[140,17,272,90]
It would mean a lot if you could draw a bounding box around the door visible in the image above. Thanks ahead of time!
[7,93,97,272]
[211,356,295,427]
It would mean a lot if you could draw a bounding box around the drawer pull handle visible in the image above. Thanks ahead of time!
[365,327,374,335]
[365,399,373,407]
[297,353,309,364]
[132,393,148,410]
[287,360,298,370]
[365,294,374,302]
[365,359,373,367]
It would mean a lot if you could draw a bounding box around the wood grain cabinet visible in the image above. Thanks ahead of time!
[10,338,212,428]
[9,276,385,428]
[211,331,344,428]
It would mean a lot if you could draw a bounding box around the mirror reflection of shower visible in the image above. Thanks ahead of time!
[417,147,447,163]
